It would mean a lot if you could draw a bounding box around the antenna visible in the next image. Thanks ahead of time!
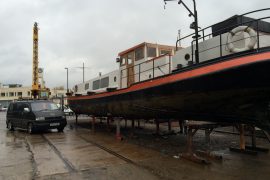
[178,29,181,47]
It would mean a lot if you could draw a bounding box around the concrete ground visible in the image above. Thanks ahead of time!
[0,112,270,180]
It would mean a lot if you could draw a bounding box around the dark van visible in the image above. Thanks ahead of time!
[6,100,67,133]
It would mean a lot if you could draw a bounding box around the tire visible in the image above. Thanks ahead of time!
[7,121,14,131]
[57,127,64,132]
[28,123,34,134]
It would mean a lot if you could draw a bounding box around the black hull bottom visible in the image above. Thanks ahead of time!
[69,57,270,132]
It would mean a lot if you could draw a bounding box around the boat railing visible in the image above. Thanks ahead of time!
[176,8,270,63]
[120,54,172,87]
[120,9,270,88]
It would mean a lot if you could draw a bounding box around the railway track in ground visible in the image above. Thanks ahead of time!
[70,123,167,179]
[41,128,138,171]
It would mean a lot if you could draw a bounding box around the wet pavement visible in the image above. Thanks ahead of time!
[1,112,270,180]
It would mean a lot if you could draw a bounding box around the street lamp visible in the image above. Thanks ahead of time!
[64,67,69,94]
[164,0,200,64]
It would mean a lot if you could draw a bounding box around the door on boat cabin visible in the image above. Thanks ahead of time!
[126,52,135,87]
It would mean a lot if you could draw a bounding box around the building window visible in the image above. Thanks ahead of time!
[17,92,22,96]
[85,83,89,90]
[147,47,156,57]
[1,93,5,97]
[100,77,109,88]
[9,92,14,97]
[135,48,144,61]
[93,80,100,90]
[28,91,31,96]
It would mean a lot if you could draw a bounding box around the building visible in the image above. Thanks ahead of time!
[0,83,67,108]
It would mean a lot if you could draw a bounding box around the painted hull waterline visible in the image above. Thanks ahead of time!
[68,51,270,133]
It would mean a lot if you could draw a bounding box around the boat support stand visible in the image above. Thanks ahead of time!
[230,124,269,154]
[180,121,222,164]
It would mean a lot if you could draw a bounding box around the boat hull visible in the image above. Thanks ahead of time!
[68,52,270,132]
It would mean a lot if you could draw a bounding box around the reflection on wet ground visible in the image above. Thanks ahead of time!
[0,112,270,180]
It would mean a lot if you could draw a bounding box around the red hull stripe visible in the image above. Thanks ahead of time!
[68,52,270,101]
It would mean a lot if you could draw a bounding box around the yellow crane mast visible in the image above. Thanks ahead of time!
[31,22,50,99]
[31,22,39,99]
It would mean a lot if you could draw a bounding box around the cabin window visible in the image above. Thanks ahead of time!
[160,50,171,55]
[121,57,126,66]
[93,80,100,90]
[147,47,156,57]
[127,53,133,65]
[85,83,89,90]
[1,93,5,97]
[135,48,144,61]
[100,77,109,88]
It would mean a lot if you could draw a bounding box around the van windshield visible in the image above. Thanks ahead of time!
[31,102,59,112]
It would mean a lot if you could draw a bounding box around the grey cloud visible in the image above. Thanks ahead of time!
[0,0,268,88]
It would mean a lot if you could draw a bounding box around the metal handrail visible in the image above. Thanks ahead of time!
[120,55,172,85]
[189,16,270,60]
[176,8,270,50]
[121,9,270,87]
[121,62,171,79]
[184,14,269,65]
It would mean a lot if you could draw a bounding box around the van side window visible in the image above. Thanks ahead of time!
[21,103,30,111]
[8,103,13,111]
[17,103,24,112]
[13,103,18,112]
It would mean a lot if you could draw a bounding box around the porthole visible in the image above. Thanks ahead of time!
[185,53,190,60]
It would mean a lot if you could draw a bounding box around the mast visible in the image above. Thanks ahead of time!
[32,22,39,99]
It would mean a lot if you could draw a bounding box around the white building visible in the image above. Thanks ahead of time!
[0,84,67,108]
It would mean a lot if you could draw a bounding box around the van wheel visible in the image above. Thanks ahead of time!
[28,123,33,134]
[7,121,14,131]
[57,127,64,132]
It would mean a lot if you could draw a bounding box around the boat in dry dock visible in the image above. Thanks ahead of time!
[68,9,270,133]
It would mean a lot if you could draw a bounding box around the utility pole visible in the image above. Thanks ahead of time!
[83,62,85,83]
[65,67,69,93]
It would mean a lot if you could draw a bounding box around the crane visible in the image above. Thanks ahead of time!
[31,22,50,99]
[31,22,39,99]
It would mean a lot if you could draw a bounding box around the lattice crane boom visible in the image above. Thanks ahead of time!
[32,22,39,98]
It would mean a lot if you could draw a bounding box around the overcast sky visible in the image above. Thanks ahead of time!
[0,0,268,88]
